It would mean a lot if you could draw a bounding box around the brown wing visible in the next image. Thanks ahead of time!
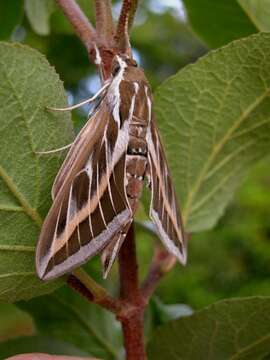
[51,100,106,199]
[36,102,132,280]
[147,116,187,264]
[101,219,133,278]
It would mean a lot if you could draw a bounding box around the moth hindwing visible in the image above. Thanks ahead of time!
[36,55,186,281]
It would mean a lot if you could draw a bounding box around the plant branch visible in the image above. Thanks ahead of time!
[115,0,139,52]
[95,0,114,41]
[127,0,138,31]
[118,224,146,360]
[119,225,140,301]
[56,0,96,51]
[67,268,121,314]
[141,247,177,302]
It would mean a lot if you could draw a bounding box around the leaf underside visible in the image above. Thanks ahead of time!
[237,0,270,32]
[182,0,257,48]
[148,296,270,360]
[0,42,73,302]
[154,32,270,232]
[18,286,121,360]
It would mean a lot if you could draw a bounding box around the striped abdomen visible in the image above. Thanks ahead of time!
[126,120,148,212]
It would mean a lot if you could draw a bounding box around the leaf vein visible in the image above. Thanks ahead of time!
[183,89,270,223]
[0,58,42,211]
[0,164,42,226]
[0,244,35,252]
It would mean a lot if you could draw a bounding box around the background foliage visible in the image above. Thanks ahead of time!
[0,0,270,359]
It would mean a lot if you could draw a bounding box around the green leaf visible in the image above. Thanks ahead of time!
[154,32,270,232]
[0,303,34,341]
[0,1,24,40]
[145,297,193,341]
[148,297,270,359]
[0,42,74,302]
[25,0,55,36]
[182,0,257,48]
[19,286,122,360]
[238,0,270,31]
[151,297,193,323]
[0,336,89,358]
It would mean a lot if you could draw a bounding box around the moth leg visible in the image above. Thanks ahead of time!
[101,220,133,278]
[47,82,110,112]
[35,142,73,155]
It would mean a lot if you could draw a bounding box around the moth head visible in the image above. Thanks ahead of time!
[111,54,138,77]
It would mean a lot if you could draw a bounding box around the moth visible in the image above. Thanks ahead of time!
[36,54,187,281]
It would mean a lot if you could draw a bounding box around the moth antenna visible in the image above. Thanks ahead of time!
[47,82,110,112]
[35,142,73,155]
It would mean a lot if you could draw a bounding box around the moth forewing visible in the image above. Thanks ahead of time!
[51,104,109,199]
[101,219,133,277]
[146,115,187,265]
[36,89,133,280]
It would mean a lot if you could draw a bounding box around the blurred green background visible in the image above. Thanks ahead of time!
[0,0,270,355]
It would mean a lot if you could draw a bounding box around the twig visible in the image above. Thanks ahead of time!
[56,0,96,51]
[141,247,177,301]
[118,224,146,360]
[115,0,139,52]
[67,268,121,314]
[127,0,138,31]
[119,225,140,301]
[95,0,114,40]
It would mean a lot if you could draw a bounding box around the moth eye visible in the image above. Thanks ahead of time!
[126,58,138,67]
[112,64,121,76]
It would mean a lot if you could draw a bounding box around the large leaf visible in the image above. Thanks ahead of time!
[0,303,34,341]
[25,0,55,36]
[0,42,73,302]
[238,0,270,31]
[182,0,257,48]
[148,297,270,359]
[144,297,193,342]
[0,336,89,358]
[19,286,122,360]
[154,32,270,232]
[0,1,24,40]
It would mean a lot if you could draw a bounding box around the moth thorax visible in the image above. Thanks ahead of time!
[129,124,147,139]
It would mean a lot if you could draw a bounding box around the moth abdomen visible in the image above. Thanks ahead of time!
[127,137,147,156]
[125,150,147,213]
[126,156,146,177]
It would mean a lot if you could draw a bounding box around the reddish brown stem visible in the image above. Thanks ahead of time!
[118,224,146,360]
[119,225,139,300]
[56,0,96,51]
[95,0,114,40]
[121,313,146,360]
[127,0,138,31]
[115,0,138,53]
[67,273,121,314]
[141,247,176,301]
[116,0,138,35]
